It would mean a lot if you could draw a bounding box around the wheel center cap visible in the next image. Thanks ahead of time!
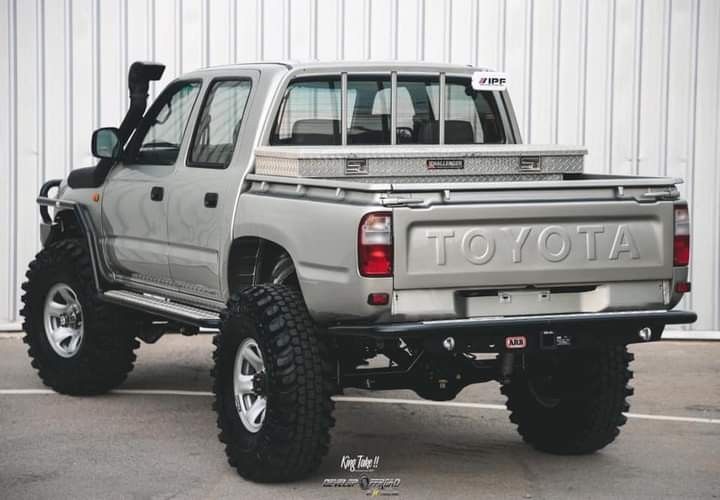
[252,372,266,396]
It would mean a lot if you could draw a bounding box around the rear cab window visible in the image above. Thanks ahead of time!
[270,72,507,146]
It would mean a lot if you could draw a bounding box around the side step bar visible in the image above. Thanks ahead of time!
[101,290,222,328]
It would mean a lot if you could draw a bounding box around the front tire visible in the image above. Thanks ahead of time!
[501,346,634,454]
[212,284,335,482]
[20,239,140,395]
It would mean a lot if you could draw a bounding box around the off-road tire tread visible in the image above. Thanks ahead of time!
[20,238,139,395]
[212,284,335,482]
[501,346,634,454]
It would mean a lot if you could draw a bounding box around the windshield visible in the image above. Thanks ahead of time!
[270,74,506,146]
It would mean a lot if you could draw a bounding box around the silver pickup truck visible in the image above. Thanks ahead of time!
[23,61,695,482]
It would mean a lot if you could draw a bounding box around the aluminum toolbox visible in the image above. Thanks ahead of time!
[254,145,586,182]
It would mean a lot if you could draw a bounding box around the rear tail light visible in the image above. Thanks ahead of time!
[673,204,690,266]
[358,212,393,277]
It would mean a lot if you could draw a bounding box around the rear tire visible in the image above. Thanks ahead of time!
[212,284,335,482]
[20,239,140,395]
[501,346,634,454]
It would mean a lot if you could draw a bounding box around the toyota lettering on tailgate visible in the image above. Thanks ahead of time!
[426,224,640,265]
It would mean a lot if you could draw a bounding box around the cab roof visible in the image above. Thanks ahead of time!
[186,60,494,76]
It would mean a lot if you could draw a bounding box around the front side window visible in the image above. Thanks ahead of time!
[189,79,252,168]
[134,81,202,164]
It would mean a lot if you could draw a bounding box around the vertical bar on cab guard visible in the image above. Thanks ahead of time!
[439,72,446,145]
[390,71,397,145]
[341,72,348,146]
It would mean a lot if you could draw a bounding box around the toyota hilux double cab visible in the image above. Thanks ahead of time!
[22,61,696,482]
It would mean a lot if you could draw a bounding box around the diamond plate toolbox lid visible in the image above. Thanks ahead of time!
[254,144,586,182]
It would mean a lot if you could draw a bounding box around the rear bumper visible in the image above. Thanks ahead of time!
[327,309,697,340]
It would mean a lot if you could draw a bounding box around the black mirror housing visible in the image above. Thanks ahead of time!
[91,127,122,160]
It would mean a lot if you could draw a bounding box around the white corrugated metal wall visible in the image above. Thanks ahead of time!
[1,0,718,332]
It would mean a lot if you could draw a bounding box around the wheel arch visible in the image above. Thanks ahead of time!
[226,236,298,294]
[44,209,84,246]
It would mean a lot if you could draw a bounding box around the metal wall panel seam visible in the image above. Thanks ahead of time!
[37,0,45,185]
[92,0,99,129]
[364,0,371,59]
[310,0,318,59]
[471,0,478,66]
[661,0,671,176]
[604,0,616,174]
[500,0,507,70]
[148,0,156,99]
[524,0,534,142]
[203,0,209,68]
[631,0,644,176]
[284,0,290,60]
[121,0,128,114]
[64,0,72,177]
[443,0,451,63]
[257,0,263,60]
[714,0,720,329]
[8,0,18,321]
[175,0,182,74]
[417,0,424,60]
[552,0,560,144]
[686,0,701,315]
[337,0,344,59]
[228,0,238,63]
[578,0,588,144]
[392,0,398,59]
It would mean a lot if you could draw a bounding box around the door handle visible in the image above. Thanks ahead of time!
[204,192,218,208]
[150,186,164,201]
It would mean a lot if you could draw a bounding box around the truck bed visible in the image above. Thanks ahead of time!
[244,170,683,321]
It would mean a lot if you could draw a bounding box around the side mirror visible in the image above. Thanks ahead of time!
[91,127,122,160]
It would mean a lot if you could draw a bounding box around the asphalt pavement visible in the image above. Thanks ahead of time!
[1,334,718,499]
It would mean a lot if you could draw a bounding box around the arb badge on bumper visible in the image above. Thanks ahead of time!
[505,336,527,349]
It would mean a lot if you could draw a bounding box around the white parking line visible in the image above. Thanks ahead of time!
[1,389,718,425]
[0,332,24,339]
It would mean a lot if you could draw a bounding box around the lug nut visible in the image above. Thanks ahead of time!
[442,337,455,351]
[638,327,652,341]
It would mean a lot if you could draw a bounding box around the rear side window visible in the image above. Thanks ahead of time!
[270,74,506,146]
[189,79,252,168]
[270,77,342,145]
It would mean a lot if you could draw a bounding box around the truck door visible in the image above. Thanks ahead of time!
[101,80,202,286]
[166,72,256,299]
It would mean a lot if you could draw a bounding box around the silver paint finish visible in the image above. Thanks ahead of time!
[101,163,174,282]
[166,69,260,299]
[44,62,691,327]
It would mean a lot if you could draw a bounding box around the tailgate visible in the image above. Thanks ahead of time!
[393,200,673,290]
